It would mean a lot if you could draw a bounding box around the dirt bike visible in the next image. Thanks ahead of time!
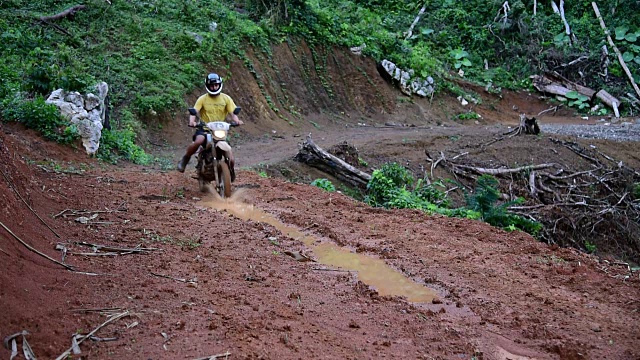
[188,107,240,198]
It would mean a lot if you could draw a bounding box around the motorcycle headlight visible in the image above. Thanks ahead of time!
[213,130,227,140]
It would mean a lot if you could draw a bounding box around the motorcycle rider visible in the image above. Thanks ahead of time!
[177,73,244,181]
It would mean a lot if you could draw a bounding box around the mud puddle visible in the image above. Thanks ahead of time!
[199,191,437,303]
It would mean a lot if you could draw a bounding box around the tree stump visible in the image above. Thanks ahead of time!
[294,135,371,188]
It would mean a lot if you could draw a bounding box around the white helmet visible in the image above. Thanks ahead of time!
[205,73,223,95]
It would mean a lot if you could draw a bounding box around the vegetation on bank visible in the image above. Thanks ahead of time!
[311,163,542,236]
[364,163,542,236]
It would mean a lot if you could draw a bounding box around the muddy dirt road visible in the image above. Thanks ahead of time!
[2,109,640,360]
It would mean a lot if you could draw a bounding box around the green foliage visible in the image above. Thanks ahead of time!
[464,175,543,236]
[615,26,640,65]
[565,91,590,110]
[3,0,640,152]
[364,162,414,207]
[365,165,542,236]
[455,111,481,120]
[450,48,472,69]
[97,127,151,165]
[310,178,336,192]
[584,240,597,254]
[632,183,640,199]
[0,94,78,144]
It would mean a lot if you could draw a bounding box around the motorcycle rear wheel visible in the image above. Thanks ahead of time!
[217,161,232,198]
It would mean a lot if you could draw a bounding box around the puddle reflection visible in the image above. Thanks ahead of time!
[199,192,436,303]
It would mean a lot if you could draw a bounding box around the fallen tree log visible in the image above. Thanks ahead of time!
[454,163,557,175]
[595,89,620,117]
[531,74,596,99]
[39,5,86,22]
[294,135,371,188]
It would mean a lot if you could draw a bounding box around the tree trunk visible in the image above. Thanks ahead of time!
[596,89,621,117]
[294,135,371,188]
[592,2,640,99]
[39,5,86,22]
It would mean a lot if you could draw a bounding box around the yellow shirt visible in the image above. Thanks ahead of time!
[194,93,237,122]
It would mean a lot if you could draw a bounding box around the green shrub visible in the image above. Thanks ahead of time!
[311,178,336,192]
[97,127,151,165]
[465,175,543,236]
[1,95,78,144]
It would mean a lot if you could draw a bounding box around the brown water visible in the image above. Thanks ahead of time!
[199,191,437,303]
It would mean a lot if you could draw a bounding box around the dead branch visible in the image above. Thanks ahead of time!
[0,221,75,271]
[150,272,197,285]
[424,136,640,261]
[72,241,160,253]
[192,352,231,360]
[312,268,354,272]
[454,163,556,175]
[595,149,640,177]
[405,2,427,40]
[592,2,640,99]
[37,18,73,36]
[55,311,129,360]
[53,203,127,218]
[557,0,576,44]
[596,89,620,117]
[70,307,123,314]
[532,73,596,99]
[39,5,86,22]
[0,168,61,238]
[537,105,561,116]
[529,171,538,198]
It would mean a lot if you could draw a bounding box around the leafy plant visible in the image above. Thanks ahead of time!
[97,127,151,165]
[565,91,590,110]
[615,26,640,65]
[310,178,336,192]
[464,175,542,236]
[455,111,480,120]
[1,95,79,144]
[449,48,472,69]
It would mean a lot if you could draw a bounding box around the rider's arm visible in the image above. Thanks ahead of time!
[230,113,243,125]
[191,96,205,126]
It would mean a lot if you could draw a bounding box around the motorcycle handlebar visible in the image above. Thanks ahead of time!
[189,121,240,128]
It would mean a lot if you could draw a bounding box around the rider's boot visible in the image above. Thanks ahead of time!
[177,155,190,173]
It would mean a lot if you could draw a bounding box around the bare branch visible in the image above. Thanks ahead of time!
[39,5,86,22]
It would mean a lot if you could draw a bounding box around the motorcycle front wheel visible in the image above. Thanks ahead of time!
[217,161,232,198]
[198,178,209,193]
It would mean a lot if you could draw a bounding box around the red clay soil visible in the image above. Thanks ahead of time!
[2,102,640,360]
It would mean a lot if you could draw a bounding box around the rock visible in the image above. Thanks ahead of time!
[379,59,435,98]
[46,82,110,155]
[84,93,100,111]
